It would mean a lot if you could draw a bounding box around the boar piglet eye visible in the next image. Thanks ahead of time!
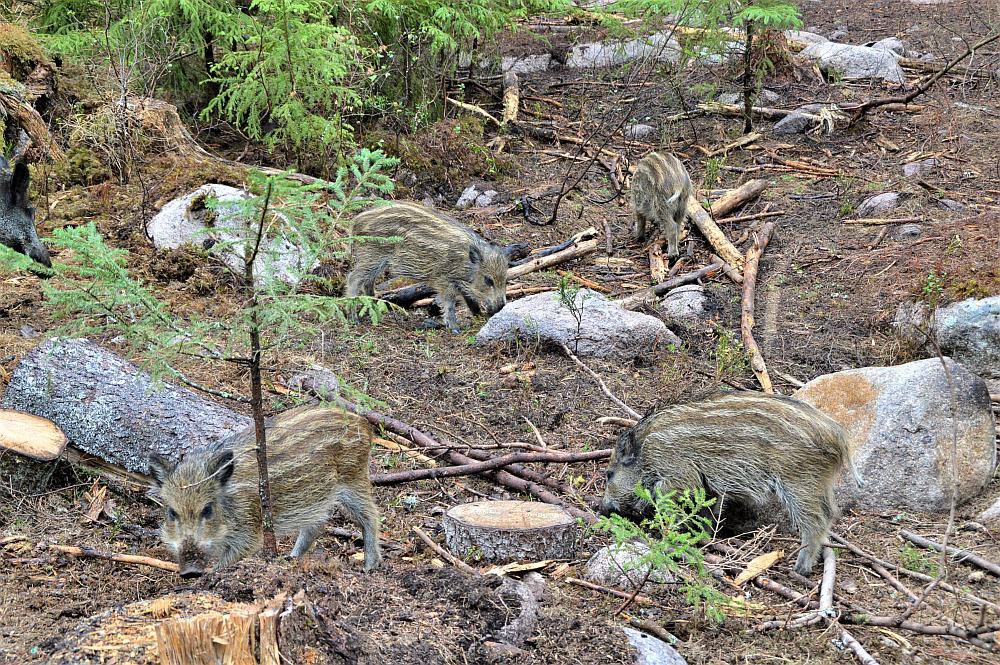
[201,503,214,519]
[166,507,178,522]
[484,277,494,288]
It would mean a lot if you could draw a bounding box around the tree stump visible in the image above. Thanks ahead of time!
[1,338,249,483]
[442,500,578,563]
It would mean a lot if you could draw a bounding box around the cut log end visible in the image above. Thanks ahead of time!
[443,500,578,563]
[0,409,67,461]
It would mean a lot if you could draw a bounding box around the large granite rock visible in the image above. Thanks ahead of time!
[146,184,312,284]
[795,358,997,512]
[893,297,1000,380]
[799,41,905,84]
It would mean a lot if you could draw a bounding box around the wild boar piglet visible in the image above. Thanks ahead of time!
[631,151,693,262]
[600,391,857,575]
[149,405,381,578]
[345,201,509,332]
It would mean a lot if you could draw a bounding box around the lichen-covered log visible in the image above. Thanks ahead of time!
[1,338,249,477]
[443,500,578,563]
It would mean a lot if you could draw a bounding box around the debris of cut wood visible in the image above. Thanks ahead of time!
[0,84,65,161]
[0,409,67,460]
[442,500,578,563]
[502,72,520,126]
[733,550,785,586]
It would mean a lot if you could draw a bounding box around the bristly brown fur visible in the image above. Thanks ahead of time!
[345,201,509,332]
[631,152,693,261]
[601,391,853,575]
[149,405,382,576]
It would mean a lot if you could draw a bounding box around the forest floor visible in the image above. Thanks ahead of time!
[2,1,1000,663]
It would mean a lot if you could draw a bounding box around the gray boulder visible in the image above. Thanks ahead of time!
[903,158,940,177]
[584,542,675,587]
[871,37,905,55]
[566,32,681,69]
[855,192,902,216]
[623,627,686,665]
[893,223,923,240]
[477,289,680,359]
[800,42,905,84]
[794,357,997,512]
[785,30,828,46]
[894,296,1000,380]
[659,284,710,324]
[623,123,658,141]
[146,184,311,284]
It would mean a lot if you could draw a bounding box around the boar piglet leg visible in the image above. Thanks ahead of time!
[336,488,383,571]
[433,283,463,333]
[291,524,323,558]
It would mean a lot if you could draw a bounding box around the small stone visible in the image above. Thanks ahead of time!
[871,37,905,55]
[856,192,902,216]
[659,284,710,324]
[892,223,923,240]
[455,185,480,210]
[584,542,675,587]
[474,190,499,207]
[936,198,966,213]
[828,28,849,41]
[622,627,687,665]
[19,325,37,338]
[903,158,940,177]
[623,123,658,141]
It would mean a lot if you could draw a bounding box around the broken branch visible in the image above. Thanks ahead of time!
[741,221,777,393]
[899,529,1000,577]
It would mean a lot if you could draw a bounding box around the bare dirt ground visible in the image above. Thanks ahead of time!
[2,1,1000,663]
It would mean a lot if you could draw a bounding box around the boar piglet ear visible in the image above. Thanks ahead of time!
[207,450,235,486]
[617,429,641,467]
[10,162,29,208]
[468,245,482,266]
[148,454,176,486]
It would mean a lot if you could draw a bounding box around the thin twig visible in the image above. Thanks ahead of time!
[412,526,478,575]
[560,343,641,420]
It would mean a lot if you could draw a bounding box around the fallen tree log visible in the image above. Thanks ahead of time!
[1,338,249,483]
[0,83,64,162]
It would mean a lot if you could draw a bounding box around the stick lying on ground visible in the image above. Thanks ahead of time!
[5,542,179,572]
[372,448,610,485]
[616,261,724,311]
[337,399,598,523]
[741,222,777,393]
[900,529,1000,577]
[412,526,478,575]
